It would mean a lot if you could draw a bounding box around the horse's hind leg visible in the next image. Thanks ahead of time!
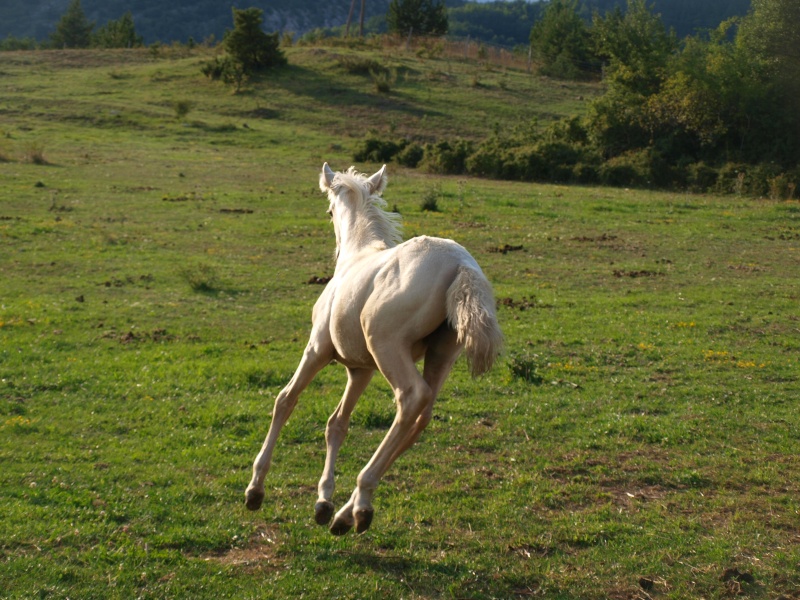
[245,339,331,511]
[389,325,461,464]
[315,367,374,525]
[330,348,434,535]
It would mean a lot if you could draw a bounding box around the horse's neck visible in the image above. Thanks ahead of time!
[336,212,392,262]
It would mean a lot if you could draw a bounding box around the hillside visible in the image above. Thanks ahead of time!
[1,43,799,600]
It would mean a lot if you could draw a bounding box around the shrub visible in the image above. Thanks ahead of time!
[181,263,222,292]
[598,148,674,189]
[353,135,405,163]
[201,56,248,92]
[370,67,397,93]
[508,352,544,384]
[172,100,194,120]
[686,162,718,192]
[337,55,384,75]
[23,142,48,165]
[420,187,441,212]
[714,163,748,195]
[396,143,424,168]
[465,144,506,179]
[572,162,600,184]
[422,140,472,174]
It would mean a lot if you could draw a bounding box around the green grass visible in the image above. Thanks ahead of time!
[1,44,799,599]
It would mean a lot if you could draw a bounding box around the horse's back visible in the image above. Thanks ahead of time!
[327,235,482,365]
[362,236,478,345]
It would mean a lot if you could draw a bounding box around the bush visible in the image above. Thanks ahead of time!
[201,56,248,92]
[420,187,441,212]
[572,162,600,184]
[599,152,648,188]
[686,162,718,192]
[396,143,424,168]
[508,352,544,384]
[336,55,384,75]
[598,148,674,189]
[181,263,222,292]
[465,143,506,179]
[370,67,397,93]
[422,140,473,174]
[172,100,194,120]
[353,136,405,163]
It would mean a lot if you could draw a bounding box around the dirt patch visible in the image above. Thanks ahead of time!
[499,297,551,311]
[307,275,332,285]
[201,523,283,573]
[219,208,254,214]
[101,274,154,288]
[455,221,487,229]
[613,269,664,278]
[571,233,618,243]
[727,263,766,273]
[102,327,174,344]
[488,244,524,254]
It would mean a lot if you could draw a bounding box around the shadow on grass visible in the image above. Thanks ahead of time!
[259,64,444,121]
[317,549,507,597]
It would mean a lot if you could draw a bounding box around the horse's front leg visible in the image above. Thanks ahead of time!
[315,367,374,525]
[245,339,331,511]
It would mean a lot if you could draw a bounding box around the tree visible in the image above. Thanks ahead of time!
[49,0,94,49]
[592,0,677,96]
[734,0,800,162]
[224,7,286,73]
[529,0,594,79]
[387,0,448,37]
[93,12,143,48]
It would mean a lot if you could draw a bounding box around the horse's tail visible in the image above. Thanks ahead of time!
[446,266,504,377]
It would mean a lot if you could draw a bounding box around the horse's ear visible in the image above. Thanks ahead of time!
[320,162,335,192]
[366,164,388,195]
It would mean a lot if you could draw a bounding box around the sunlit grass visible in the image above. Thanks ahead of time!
[0,44,798,599]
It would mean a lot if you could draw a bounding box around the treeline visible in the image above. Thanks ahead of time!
[358,0,799,196]
[1,0,142,50]
[1,0,750,48]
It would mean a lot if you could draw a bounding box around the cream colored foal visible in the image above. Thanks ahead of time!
[245,163,502,535]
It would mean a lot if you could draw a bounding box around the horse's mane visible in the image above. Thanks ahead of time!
[332,167,403,248]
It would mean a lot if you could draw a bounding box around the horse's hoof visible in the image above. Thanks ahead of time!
[354,508,374,534]
[329,516,353,536]
[315,500,335,525]
[244,487,265,511]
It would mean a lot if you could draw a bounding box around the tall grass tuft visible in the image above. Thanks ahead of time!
[420,187,441,212]
[370,67,397,93]
[172,100,194,120]
[22,142,48,165]
[181,262,223,292]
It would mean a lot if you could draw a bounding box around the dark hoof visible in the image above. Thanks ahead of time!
[244,487,264,511]
[329,518,353,536]
[314,500,335,525]
[354,508,374,534]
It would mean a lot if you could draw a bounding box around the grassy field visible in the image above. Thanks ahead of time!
[1,43,799,599]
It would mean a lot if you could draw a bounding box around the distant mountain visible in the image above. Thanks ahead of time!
[1,0,752,46]
[584,0,751,39]
[447,0,751,47]
[0,0,392,44]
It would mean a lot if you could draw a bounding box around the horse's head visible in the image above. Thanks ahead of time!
[319,163,388,206]
[318,163,400,261]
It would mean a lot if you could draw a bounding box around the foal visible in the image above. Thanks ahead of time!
[245,163,503,535]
